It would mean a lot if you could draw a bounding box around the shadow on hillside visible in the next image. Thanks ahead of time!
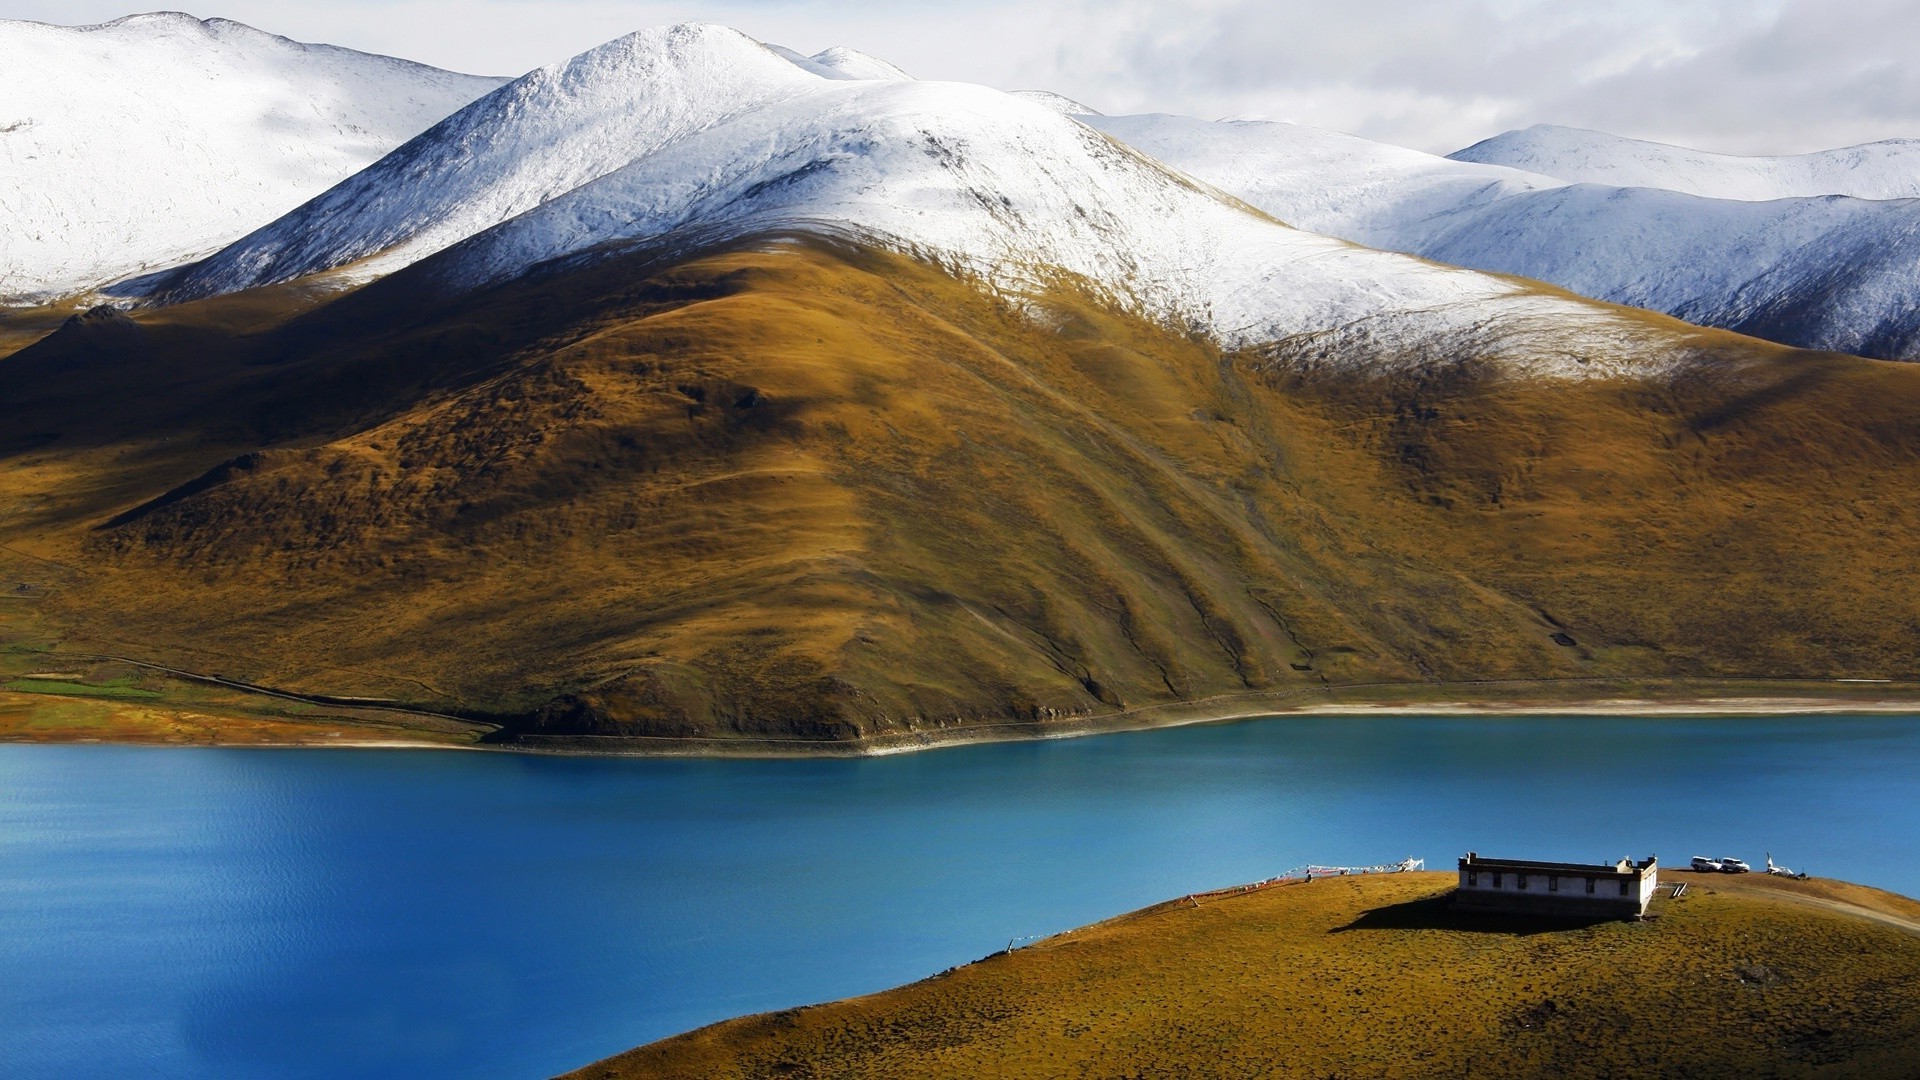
[1331,892,1617,937]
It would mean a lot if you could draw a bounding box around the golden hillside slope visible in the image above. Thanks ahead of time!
[574,871,1920,1079]
[3,235,1919,746]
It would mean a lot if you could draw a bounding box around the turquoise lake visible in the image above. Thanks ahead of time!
[4,713,1919,1078]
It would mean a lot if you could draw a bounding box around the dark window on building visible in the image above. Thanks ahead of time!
[1549,875,1559,892]
[1619,879,1630,896]
[1585,878,1595,894]
[1493,873,1502,888]
[1467,872,1478,887]
[1518,874,1528,890]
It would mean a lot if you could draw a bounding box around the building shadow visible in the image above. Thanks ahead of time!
[1330,891,1619,937]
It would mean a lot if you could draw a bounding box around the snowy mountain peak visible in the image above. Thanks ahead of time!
[810,45,912,80]
[1012,90,1101,116]
[1451,123,1920,201]
[136,21,829,301]
[0,12,505,303]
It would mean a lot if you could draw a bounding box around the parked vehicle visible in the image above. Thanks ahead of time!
[1690,856,1723,872]
[1718,857,1752,873]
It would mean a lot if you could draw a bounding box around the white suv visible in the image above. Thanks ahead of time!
[1690,856,1723,871]
[1718,857,1752,873]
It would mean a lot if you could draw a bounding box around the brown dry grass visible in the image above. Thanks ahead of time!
[0,586,487,747]
[579,872,1920,1079]
[0,690,477,746]
[3,235,1920,743]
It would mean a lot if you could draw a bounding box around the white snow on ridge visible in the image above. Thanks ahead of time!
[1452,124,1920,202]
[0,12,504,303]
[140,23,1712,379]
[435,77,1680,378]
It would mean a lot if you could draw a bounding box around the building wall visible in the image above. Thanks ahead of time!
[1452,889,1648,920]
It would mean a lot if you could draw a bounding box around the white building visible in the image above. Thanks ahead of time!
[1455,852,1659,919]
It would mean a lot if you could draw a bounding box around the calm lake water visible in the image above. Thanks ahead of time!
[4,714,1919,1079]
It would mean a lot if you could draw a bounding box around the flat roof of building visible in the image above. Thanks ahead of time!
[1460,854,1654,876]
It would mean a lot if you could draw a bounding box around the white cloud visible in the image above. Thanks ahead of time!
[7,0,1915,154]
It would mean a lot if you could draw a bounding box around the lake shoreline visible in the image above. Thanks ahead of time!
[499,687,1920,758]
[7,679,1920,757]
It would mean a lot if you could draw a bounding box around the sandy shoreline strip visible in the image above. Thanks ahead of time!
[6,683,1919,758]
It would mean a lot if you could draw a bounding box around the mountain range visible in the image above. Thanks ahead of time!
[3,15,1918,747]
[1087,115,1920,361]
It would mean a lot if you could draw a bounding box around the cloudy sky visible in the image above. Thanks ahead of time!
[10,0,1917,155]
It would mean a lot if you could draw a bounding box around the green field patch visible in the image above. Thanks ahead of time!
[3,679,164,701]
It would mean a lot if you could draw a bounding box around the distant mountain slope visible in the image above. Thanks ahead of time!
[0,12,504,302]
[1414,186,1920,361]
[1092,114,1920,360]
[1084,114,1560,248]
[1452,124,1920,201]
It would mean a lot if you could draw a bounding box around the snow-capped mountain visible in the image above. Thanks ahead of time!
[0,12,505,303]
[136,24,1704,380]
[1091,113,1920,360]
[1452,124,1920,201]
[139,25,830,301]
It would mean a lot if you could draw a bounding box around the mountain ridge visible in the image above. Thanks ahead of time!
[1453,123,1920,201]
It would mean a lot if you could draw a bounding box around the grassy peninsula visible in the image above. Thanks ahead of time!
[575,870,1920,1078]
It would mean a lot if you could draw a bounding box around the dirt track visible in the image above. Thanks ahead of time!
[1666,869,1920,935]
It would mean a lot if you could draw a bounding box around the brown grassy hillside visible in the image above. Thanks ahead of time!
[3,235,1919,745]
[577,871,1920,1079]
